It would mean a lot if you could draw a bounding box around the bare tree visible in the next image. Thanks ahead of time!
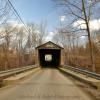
[52,0,100,71]
[17,28,25,66]
[27,23,38,48]
[0,0,11,26]
[2,23,17,70]
[38,21,48,45]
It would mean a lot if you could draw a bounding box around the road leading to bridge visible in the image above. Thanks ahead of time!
[0,68,95,100]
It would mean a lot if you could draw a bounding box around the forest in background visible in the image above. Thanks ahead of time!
[0,0,100,73]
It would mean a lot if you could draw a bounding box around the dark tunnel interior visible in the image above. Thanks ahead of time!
[39,49,61,68]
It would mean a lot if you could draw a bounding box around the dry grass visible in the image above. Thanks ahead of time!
[0,53,35,71]
[65,55,100,74]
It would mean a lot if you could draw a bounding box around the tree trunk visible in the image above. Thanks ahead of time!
[82,0,95,72]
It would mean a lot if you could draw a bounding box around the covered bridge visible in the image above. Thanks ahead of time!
[35,41,64,68]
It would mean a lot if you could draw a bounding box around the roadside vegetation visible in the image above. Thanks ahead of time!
[0,0,100,74]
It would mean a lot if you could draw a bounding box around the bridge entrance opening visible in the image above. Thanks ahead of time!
[39,49,61,68]
[36,41,63,68]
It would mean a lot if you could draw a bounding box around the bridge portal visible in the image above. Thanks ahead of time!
[35,41,64,68]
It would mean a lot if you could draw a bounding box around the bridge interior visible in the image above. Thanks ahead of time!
[39,49,61,68]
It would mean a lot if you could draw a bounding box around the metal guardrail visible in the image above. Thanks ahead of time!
[0,67,31,74]
[0,65,37,80]
[62,65,100,80]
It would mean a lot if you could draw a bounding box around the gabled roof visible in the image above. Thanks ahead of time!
[35,41,63,49]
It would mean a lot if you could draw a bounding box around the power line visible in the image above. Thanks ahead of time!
[7,0,29,32]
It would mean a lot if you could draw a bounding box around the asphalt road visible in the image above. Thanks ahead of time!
[0,68,95,100]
